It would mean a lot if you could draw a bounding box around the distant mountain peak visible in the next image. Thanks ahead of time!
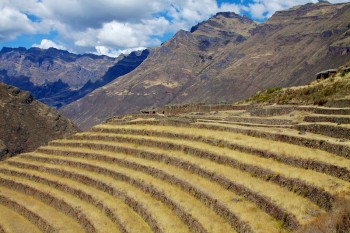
[0,47,27,53]
[267,0,349,25]
[215,12,240,18]
[317,0,331,4]
[215,12,255,25]
[0,46,115,60]
[190,11,256,34]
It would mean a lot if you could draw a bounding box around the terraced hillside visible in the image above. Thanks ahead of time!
[0,104,350,232]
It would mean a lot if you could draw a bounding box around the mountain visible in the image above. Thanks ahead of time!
[60,12,258,130]
[0,82,78,159]
[185,1,350,103]
[37,49,150,108]
[61,2,350,130]
[0,47,149,108]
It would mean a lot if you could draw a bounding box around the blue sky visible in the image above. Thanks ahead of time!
[0,0,348,57]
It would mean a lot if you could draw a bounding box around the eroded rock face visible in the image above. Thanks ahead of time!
[329,46,350,55]
[0,82,78,159]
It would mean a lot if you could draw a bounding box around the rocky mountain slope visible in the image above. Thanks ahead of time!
[187,1,350,104]
[61,12,258,130]
[0,82,78,159]
[61,2,350,130]
[0,47,149,108]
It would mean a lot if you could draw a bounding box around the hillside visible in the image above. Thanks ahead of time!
[242,63,350,106]
[0,103,350,232]
[61,2,350,130]
[179,2,350,103]
[0,82,78,160]
[0,47,149,108]
[60,12,258,130]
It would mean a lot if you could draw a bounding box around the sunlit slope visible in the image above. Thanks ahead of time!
[0,104,350,232]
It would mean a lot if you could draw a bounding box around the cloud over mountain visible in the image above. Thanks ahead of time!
[0,0,349,56]
[32,39,66,50]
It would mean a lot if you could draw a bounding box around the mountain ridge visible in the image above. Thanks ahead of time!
[0,47,116,88]
[0,47,149,108]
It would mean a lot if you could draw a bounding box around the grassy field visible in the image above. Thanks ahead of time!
[1,103,350,232]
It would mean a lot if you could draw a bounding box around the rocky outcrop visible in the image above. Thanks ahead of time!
[0,82,78,159]
[329,46,350,55]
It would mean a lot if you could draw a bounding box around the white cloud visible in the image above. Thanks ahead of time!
[243,0,350,20]
[97,21,149,48]
[0,6,36,41]
[0,0,252,53]
[248,3,267,19]
[95,45,146,57]
[32,39,66,50]
[35,0,168,30]
[220,3,244,14]
[1,0,350,55]
[167,0,219,31]
[70,19,166,50]
[141,17,170,36]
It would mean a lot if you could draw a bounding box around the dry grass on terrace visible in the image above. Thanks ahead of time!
[1,102,350,232]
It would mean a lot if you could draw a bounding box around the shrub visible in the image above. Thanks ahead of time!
[304,87,316,96]
[265,87,282,94]
[247,87,282,103]
[323,86,337,96]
